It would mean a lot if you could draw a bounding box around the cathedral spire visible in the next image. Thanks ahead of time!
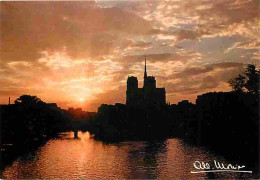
[144,55,147,78]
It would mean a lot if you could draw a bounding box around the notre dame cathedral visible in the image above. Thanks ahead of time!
[126,57,166,108]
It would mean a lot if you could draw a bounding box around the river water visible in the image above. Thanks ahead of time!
[1,131,253,179]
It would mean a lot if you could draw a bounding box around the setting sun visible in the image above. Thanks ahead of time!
[78,97,85,102]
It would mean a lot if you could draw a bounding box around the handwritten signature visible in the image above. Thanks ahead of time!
[191,160,252,173]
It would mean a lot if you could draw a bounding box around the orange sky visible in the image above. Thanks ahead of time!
[0,1,259,111]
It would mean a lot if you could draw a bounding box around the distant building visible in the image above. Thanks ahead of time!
[126,57,166,108]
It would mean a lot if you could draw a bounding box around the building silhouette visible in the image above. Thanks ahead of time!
[126,57,166,108]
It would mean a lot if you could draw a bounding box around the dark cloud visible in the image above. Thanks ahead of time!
[176,29,198,41]
[1,2,153,62]
[174,62,244,78]
[175,66,214,78]
[148,28,199,42]
[212,62,244,69]
[122,52,194,64]
[166,78,202,95]
[131,41,153,48]
[200,75,219,89]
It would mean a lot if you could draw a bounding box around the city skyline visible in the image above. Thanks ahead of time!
[1,1,259,111]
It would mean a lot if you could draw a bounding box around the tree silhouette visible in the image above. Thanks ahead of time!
[2,94,70,146]
[228,74,246,93]
[228,64,259,94]
[245,64,259,94]
[14,95,43,104]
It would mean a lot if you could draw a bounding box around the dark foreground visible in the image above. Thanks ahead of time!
[1,92,259,178]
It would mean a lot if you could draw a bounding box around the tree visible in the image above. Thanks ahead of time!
[228,64,259,94]
[228,74,246,93]
[244,64,259,94]
[14,95,43,104]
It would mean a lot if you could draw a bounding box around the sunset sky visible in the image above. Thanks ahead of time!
[1,0,259,111]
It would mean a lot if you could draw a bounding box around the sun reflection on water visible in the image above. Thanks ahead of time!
[1,132,253,179]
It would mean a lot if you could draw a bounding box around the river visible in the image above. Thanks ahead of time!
[1,131,253,179]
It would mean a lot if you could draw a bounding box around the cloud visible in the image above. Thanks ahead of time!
[132,0,259,41]
[1,2,153,62]
[200,76,219,89]
[225,39,260,55]
[164,62,245,102]
[174,66,214,78]
[173,62,244,79]
[1,1,259,110]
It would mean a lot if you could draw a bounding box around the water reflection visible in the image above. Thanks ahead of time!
[1,132,253,179]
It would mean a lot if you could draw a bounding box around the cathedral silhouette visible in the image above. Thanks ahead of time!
[126,57,166,108]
